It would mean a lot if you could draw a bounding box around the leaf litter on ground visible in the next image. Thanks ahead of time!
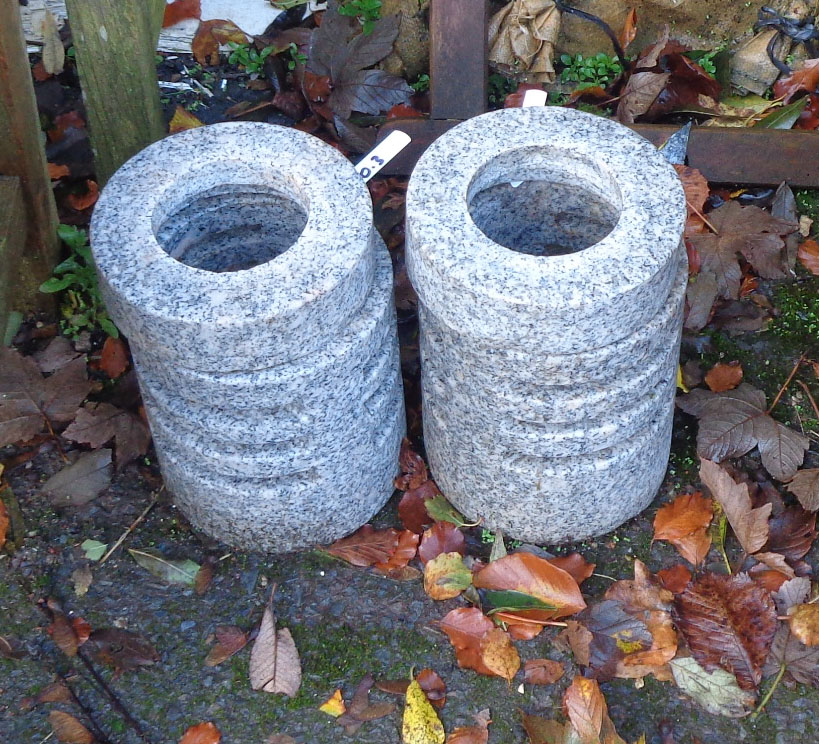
[249,590,301,697]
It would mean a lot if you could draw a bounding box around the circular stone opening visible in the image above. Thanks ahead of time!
[467,147,622,257]
[155,184,308,272]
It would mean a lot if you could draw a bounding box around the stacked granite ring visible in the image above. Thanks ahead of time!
[406,107,687,544]
[91,122,405,552]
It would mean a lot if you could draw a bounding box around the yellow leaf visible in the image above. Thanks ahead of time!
[480,628,521,681]
[676,365,688,393]
[403,679,445,744]
[169,105,205,134]
[319,688,346,717]
[423,552,472,600]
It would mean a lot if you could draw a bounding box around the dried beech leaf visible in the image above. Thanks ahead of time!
[524,658,564,686]
[416,668,446,709]
[773,59,819,103]
[205,626,249,666]
[673,572,777,690]
[324,524,400,567]
[49,710,94,744]
[699,459,770,555]
[99,337,129,379]
[249,596,301,697]
[669,656,755,718]
[64,403,150,469]
[547,553,596,586]
[764,626,819,686]
[764,505,817,561]
[616,71,670,123]
[418,522,466,565]
[86,628,159,674]
[798,239,819,275]
[705,362,743,392]
[657,564,692,594]
[42,449,113,506]
[374,529,419,575]
[774,577,811,613]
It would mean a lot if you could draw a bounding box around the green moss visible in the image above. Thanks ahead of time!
[796,189,819,236]
[772,278,819,354]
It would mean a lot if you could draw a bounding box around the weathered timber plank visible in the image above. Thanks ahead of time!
[429,0,488,121]
[0,1,59,315]
[65,0,166,184]
[0,177,31,335]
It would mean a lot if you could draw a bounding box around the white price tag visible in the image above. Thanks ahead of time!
[511,89,548,187]
[356,131,412,183]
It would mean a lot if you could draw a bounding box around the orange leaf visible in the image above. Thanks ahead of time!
[204,625,249,666]
[656,564,692,594]
[163,0,201,27]
[652,491,714,565]
[417,521,465,565]
[705,362,743,392]
[548,553,596,586]
[67,180,99,211]
[48,611,78,657]
[169,105,205,134]
[619,8,638,50]
[416,668,446,709]
[0,499,8,551]
[473,552,586,620]
[100,336,129,379]
[72,616,92,646]
[798,239,819,275]
[48,163,70,180]
[773,59,819,103]
[324,525,399,567]
[373,529,419,574]
[439,607,520,680]
[446,709,490,744]
[506,620,544,640]
[398,481,437,533]
[319,688,346,717]
[386,104,425,119]
[396,438,428,490]
[179,721,221,744]
[49,711,94,744]
[562,677,604,744]
[523,658,564,685]
[192,20,248,66]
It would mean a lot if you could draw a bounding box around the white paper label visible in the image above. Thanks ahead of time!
[511,89,548,187]
[356,131,412,182]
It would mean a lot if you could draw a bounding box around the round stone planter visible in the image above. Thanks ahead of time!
[91,122,405,552]
[406,107,686,544]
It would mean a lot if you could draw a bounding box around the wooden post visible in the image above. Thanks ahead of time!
[64,0,166,185]
[0,0,60,324]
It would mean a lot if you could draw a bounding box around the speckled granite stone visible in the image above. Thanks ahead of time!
[406,107,686,543]
[91,122,405,552]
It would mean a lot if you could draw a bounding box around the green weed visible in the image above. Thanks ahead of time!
[338,0,382,34]
[228,43,274,75]
[559,52,623,89]
[40,225,117,339]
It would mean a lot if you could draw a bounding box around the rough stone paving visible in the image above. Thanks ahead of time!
[90,122,405,552]
[406,106,687,543]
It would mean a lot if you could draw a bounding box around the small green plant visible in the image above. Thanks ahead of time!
[286,43,307,71]
[559,52,623,89]
[488,73,516,107]
[338,0,382,35]
[411,73,430,93]
[684,46,726,78]
[40,225,118,338]
[227,42,274,75]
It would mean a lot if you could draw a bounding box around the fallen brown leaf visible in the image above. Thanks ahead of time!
[547,553,596,586]
[674,572,777,690]
[0,499,8,552]
[67,180,99,212]
[324,524,400,567]
[416,668,446,709]
[179,721,221,744]
[657,564,692,594]
[764,505,817,561]
[336,673,395,735]
[524,658,564,685]
[37,680,73,704]
[205,626,249,666]
[417,521,466,565]
[788,469,819,512]
[787,603,819,646]
[192,19,248,66]
[473,551,586,621]
[63,403,151,470]
[446,709,491,744]
[398,482,437,533]
[439,607,520,680]
[396,438,429,490]
[798,239,819,275]
[773,59,819,103]
[373,529,419,575]
[86,628,159,675]
[163,0,201,27]
[653,491,713,565]
[249,594,301,697]
[699,459,771,555]
[705,362,743,392]
[99,337,129,379]
[49,710,94,744]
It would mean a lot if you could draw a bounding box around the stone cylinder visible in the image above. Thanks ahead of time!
[406,107,686,544]
[91,122,405,552]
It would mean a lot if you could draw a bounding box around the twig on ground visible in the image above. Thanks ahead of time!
[768,354,805,414]
[99,488,162,565]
